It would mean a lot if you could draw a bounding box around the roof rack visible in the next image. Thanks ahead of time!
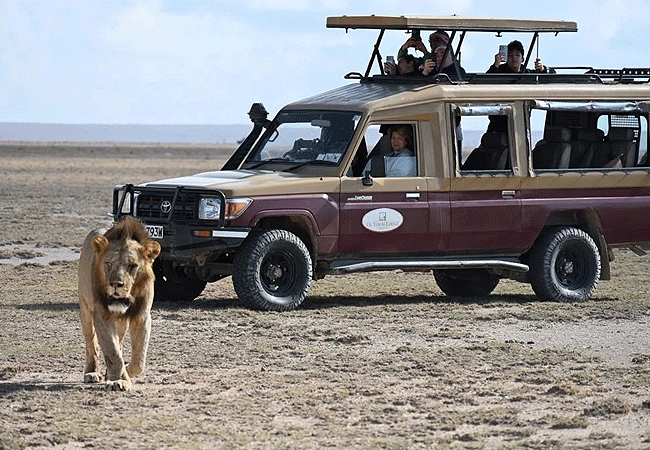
[329,16,650,86]
[346,68,650,86]
[585,68,650,83]
[328,15,578,80]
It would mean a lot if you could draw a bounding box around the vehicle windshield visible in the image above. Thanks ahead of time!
[244,110,362,169]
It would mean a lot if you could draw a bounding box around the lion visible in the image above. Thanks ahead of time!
[78,216,161,391]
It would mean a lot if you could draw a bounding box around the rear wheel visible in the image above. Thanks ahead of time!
[233,229,312,311]
[433,269,500,298]
[529,227,601,302]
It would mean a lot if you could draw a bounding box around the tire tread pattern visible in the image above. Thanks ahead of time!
[233,229,312,311]
[529,227,601,302]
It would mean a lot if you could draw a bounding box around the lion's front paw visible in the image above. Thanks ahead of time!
[84,372,101,384]
[126,364,142,378]
[105,379,131,391]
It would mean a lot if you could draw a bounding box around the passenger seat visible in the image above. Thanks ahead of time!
[569,128,604,168]
[461,132,509,170]
[532,126,571,169]
[592,128,636,168]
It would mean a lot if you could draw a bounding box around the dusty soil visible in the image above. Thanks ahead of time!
[1,142,650,449]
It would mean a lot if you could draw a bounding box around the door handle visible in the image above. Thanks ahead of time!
[406,192,421,200]
[502,190,516,199]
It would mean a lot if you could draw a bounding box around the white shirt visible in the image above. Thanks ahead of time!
[385,148,416,177]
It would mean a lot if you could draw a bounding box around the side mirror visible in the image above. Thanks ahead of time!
[362,170,373,186]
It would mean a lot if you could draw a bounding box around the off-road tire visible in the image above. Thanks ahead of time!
[233,229,312,311]
[154,276,207,303]
[529,227,601,302]
[433,269,500,297]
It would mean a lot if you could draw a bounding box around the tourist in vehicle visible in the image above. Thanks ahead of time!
[362,125,416,178]
[384,125,416,177]
[384,54,419,76]
[422,46,466,80]
[487,39,552,73]
[397,29,450,68]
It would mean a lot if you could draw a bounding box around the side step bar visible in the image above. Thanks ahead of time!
[328,258,529,275]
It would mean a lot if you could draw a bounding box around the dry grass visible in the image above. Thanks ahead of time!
[1,143,650,449]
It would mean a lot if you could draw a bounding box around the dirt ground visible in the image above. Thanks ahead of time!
[1,142,650,449]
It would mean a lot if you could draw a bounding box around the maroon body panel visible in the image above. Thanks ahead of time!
[230,193,339,239]
[520,186,650,247]
[229,185,650,261]
[446,189,524,254]
[338,190,433,255]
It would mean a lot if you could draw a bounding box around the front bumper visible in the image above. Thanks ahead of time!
[113,184,250,260]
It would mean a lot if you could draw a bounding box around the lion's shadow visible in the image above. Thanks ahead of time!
[0,381,84,395]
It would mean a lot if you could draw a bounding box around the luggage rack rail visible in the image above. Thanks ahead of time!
[348,67,650,86]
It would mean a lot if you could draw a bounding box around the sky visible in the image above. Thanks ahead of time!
[1,0,649,125]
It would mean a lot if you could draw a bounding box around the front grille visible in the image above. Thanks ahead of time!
[136,192,199,221]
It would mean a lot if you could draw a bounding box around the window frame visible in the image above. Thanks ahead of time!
[350,121,420,178]
[450,103,516,177]
[526,100,650,173]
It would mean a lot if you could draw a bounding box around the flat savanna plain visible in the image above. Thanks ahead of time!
[1,142,650,449]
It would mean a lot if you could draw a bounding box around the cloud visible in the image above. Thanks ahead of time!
[3,0,649,125]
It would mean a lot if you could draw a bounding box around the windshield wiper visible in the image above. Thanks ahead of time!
[283,159,339,172]
[246,158,291,170]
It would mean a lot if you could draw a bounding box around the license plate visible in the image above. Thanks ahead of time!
[145,225,164,239]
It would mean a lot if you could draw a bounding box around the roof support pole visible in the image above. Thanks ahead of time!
[524,32,539,70]
[365,28,385,77]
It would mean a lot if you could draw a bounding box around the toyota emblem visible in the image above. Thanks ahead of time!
[160,200,172,213]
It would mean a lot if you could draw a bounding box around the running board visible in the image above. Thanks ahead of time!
[328,258,529,275]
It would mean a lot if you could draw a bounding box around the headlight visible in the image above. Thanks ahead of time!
[199,197,221,220]
[199,197,251,221]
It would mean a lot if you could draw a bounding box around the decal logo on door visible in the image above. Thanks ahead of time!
[362,208,403,232]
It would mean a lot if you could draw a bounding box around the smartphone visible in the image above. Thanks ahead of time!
[499,45,507,61]
[386,55,395,65]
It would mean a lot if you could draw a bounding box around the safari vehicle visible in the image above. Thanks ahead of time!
[113,16,650,311]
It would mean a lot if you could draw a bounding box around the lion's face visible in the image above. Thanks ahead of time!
[92,235,161,315]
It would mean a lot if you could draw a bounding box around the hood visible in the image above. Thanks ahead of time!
[141,170,338,197]
[144,170,258,188]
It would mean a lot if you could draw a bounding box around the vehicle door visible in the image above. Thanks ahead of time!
[446,103,524,253]
[338,123,435,255]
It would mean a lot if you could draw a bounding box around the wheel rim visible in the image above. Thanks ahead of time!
[260,250,297,296]
[554,246,589,289]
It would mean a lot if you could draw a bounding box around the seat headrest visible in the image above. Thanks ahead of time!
[480,132,508,148]
[544,126,571,143]
[575,128,604,142]
[607,127,635,141]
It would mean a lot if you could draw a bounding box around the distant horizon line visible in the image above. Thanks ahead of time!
[0,121,250,126]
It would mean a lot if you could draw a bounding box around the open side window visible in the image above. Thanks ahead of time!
[528,101,650,171]
[349,123,418,178]
[451,104,514,176]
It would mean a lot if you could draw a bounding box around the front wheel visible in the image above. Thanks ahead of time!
[529,227,601,302]
[433,269,500,298]
[232,229,312,311]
